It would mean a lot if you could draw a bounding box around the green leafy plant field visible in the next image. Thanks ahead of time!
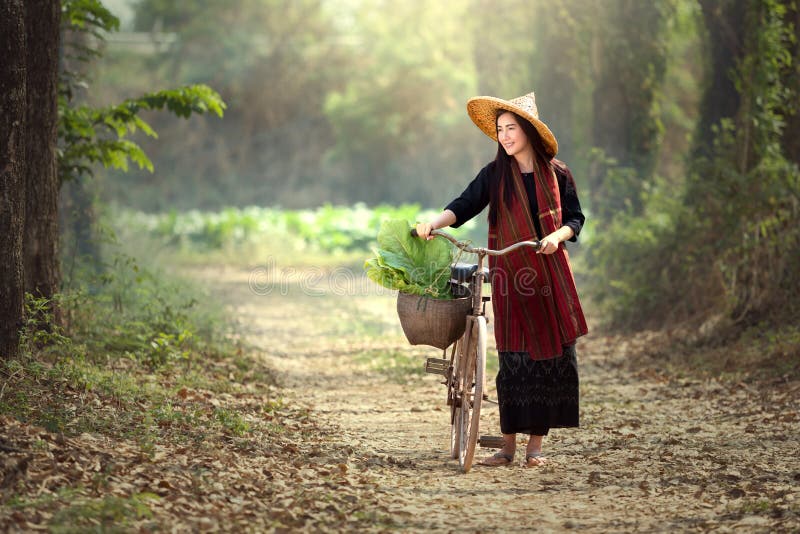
[113,203,486,258]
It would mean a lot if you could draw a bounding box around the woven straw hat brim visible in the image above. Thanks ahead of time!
[466,96,558,158]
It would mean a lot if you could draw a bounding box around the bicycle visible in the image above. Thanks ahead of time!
[411,228,541,473]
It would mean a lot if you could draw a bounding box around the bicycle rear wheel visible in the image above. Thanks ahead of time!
[448,337,462,459]
[458,315,487,473]
[450,403,461,459]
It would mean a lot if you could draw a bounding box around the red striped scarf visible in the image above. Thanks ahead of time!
[487,158,588,360]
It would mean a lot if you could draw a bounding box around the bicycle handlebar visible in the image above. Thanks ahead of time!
[411,228,541,256]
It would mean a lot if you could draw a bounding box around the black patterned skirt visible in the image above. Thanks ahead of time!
[495,345,579,436]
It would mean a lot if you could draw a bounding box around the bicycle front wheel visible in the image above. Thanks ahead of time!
[458,315,487,473]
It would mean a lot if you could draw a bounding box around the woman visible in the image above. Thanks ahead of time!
[415,92,588,468]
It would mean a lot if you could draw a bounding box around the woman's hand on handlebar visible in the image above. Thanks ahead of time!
[538,226,574,254]
[537,234,559,254]
[414,222,436,240]
[414,210,456,240]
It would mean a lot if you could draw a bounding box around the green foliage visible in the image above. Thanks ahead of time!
[651,0,703,182]
[146,330,192,368]
[63,0,118,29]
[59,85,226,182]
[584,148,643,219]
[677,0,799,322]
[583,176,688,325]
[58,0,226,185]
[65,250,224,369]
[364,219,454,298]
[585,0,800,330]
[1,246,253,434]
[62,0,119,57]
[94,0,507,209]
[19,294,76,359]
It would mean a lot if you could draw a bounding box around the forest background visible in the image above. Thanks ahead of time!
[91,0,799,335]
[2,0,799,530]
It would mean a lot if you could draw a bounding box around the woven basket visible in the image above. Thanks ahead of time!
[396,292,472,350]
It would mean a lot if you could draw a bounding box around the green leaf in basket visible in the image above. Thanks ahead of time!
[363,219,453,298]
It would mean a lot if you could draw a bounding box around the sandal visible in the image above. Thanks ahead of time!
[478,451,514,467]
[524,452,546,468]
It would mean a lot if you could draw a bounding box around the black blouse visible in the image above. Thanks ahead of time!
[444,161,585,242]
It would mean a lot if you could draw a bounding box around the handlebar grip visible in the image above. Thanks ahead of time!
[410,228,419,237]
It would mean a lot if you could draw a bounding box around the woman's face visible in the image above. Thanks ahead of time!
[496,111,531,158]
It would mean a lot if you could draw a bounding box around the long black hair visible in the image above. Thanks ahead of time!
[488,110,554,226]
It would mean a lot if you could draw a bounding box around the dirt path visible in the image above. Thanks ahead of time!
[192,264,799,532]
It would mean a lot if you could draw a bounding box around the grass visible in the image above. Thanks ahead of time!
[0,248,282,529]
[737,499,774,515]
[0,342,266,441]
[6,487,81,510]
[6,489,158,533]
[213,407,251,436]
[48,494,159,533]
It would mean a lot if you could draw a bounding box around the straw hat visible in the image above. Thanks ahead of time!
[466,92,558,158]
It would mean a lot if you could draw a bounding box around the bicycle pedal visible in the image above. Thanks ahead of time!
[424,358,449,376]
[478,435,505,449]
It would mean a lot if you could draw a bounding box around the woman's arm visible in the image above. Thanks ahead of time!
[557,162,585,242]
[539,161,584,254]
[415,210,457,240]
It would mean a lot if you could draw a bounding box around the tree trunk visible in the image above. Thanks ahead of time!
[780,1,800,164]
[0,0,27,358]
[23,0,62,310]
[588,0,672,217]
[694,0,746,160]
